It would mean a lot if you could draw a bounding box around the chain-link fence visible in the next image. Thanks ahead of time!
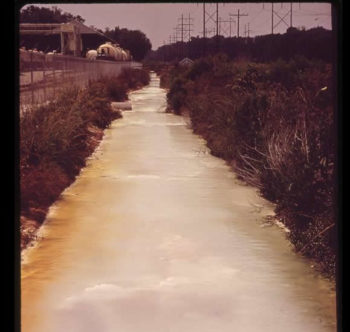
[19,49,142,114]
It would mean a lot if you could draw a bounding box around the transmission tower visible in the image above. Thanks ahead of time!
[173,25,181,42]
[218,17,235,37]
[230,9,248,38]
[202,3,220,38]
[244,23,252,37]
[271,3,294,34]
[178,13,194,42]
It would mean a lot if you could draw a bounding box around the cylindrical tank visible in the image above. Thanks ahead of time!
[120,49,128,61]
[97,42,124,61]
[114,45,125,61]
[86,50,97,61]
[125,50,132,61]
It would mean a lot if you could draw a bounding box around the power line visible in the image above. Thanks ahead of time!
[296,12,331,16]
[218,17,235,37]
[230,9,248,38]
[167,3,330,46]
[203,3,219,38]
[176,13,194,42]
[173,25,180,42]
[271,3,294,34]
[184,13,194,41]
[244,23,252,37]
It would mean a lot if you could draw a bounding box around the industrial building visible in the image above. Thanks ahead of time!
[20,20,116,56]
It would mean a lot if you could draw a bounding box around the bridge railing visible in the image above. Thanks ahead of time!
[19,49,142,113]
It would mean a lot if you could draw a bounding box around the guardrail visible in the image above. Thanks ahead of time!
[19,49,142,111]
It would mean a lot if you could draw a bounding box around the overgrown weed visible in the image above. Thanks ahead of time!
[20,68,151,246]
[161,55,336,278]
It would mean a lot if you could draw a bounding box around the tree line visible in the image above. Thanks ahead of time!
[20,5,85,24]
[148,26,333,63]
[20,5,152,61]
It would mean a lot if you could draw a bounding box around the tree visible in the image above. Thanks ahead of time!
[150,26,332,63]
[20,5,85,24]
[104,27,152,61]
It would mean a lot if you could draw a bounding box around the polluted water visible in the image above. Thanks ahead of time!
[21,72,337,332]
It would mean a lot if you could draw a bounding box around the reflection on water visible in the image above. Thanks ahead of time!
[21,72,336,332]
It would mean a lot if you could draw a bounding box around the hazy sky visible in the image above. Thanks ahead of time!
[25,3,332,50]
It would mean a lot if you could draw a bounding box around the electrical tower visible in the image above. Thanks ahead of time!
[202,3,220,38]
[244,23,252,37]
[168,33,176,44]
[218,17,235,37]
[177,14,194,42]
[271,3,295,34]
[230,9,248,38]
[173,25,181,42]
[185,13,194,41]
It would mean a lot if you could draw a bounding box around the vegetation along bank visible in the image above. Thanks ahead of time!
[20,67,150,250]
[152,55,336,279]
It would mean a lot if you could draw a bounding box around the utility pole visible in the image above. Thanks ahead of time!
[181,14,184,42]
[247,23,251,37]
[244,23,252,38]
[177,13,192,58]
[169,34,176,44]
[173,26,180,42]
[230,17,234,37]
[272,3,274,34]
[182,14,185,58]
[203,3,206,38]
[182,13,194,42]
[177,14,184,42]
[290,3,293,27]
[218,17,235,37]
[216,3,219,36]
[178,14,193,42]
[187,13,194,41]
[230,9,248,38]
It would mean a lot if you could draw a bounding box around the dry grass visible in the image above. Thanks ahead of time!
[20,68,151,249]
[160,55,336,278]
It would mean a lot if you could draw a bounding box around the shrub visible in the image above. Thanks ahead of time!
[20,68,151,237]
[20,87,84,169]
[20,162,70,219]
[267,58,299,88]
[103,77,128,102]
[162,56,336,277]
[186,57,213,81]
[118,67,151,89]
[167,76,188,114]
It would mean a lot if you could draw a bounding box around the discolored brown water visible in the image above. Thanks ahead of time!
[21,73,337,332]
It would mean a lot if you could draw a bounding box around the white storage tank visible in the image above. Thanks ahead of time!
[97,42,124,61]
